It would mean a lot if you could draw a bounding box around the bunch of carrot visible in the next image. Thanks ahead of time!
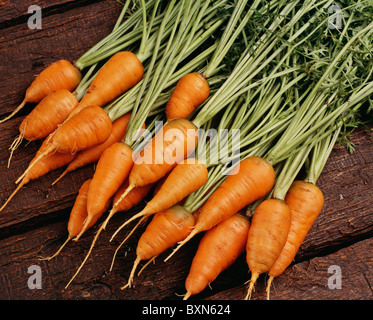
[1,0,372,300]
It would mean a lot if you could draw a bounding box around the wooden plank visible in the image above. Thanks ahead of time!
[204,237,373,300]
[0,0,122,119]
[0,0,85,26]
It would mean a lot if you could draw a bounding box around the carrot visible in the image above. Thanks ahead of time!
[75,51,144,112]
[74,142,134,240]
[0,137,76,211]
[111,157,208,238]
[18,50,144,179]
[8,89,79,166]
[111,179,154,216]
[39,179,100,260]
[64,175,153,289]
[164,156,275,262]
[123,205,195,288]
[112,118,199,211]
[14,105,113,186]
[266,180,324,299]
[49,105,113,154]
[184,213,250,300]
[245,198,291,300]
[0,60,81,124]
[165,72,210,122]
[51,112,132,185]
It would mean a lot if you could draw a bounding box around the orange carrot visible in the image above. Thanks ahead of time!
[49,105,113,154]
[165,73,210,121]
[19,89,78,142]
[51,112,132,185]
[18,51,144,179]
[266,180,324,299]
[14,105,113,185]
[39,179,99,261]
[111,158,208,237]
[8,90,79,166]
[245,198,291,300]
[0,60,81,124]
[165,156,275,261]
[65,176,154,289]
[76,51,144,112]
[0,137,76,211]
[123,205,195,288]
[112,119,199,211]
[74,142,134,240]
[184,213,250,300]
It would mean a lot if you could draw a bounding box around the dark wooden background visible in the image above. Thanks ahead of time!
[0,0,372,301]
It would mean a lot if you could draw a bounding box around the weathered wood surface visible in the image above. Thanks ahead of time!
[0,0,372,301]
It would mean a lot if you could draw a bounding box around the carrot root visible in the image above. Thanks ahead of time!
[266,275,275,300]
[137,256,157,276]
[244,272,259,300]
[163,227,198,262]
[109,215,149,271]
[0,178,28,212]
[74,216,93,241]
[65,219,101,289]
[37,236,72,261]
[51,169,68,186]
[183,292,192,300]
[123,256,141,289]
[0,99,26,124]
[8,134,24,168]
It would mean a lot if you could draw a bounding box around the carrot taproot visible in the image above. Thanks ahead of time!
[164,156,275,262]
[111,157,208,238]
[64,175,153,289]
[245,198,291,300]
[0,60,81,124]
[39,179,98,261]
[266,180,324,299]
[0,137,76,211]
[111,118,199,212]
[165,72,210,121]
[111,179,154,216]
[184,213,250,300]
[122,205,195,289]
[51,112,132,185]
[74,142,134,241]
[8,89,79,167]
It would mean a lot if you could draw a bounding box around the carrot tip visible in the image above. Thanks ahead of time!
[244,272,259,300]
[0,99,26,124]
[37,236,72,261]
[121,283,130,290]
[74,217,92,241]
[51,170,68,186]
[266,275,274,300]
[8,134,24,168]
[0,179,27,212]
[163,228,198,262]
[183,292,192,300]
